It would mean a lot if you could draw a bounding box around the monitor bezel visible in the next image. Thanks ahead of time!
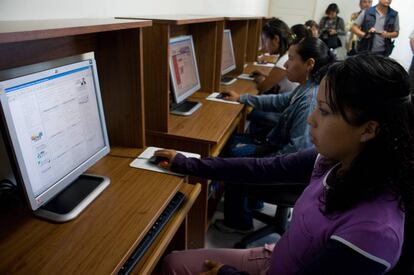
[0,53,110,211]
[168,35,201,104]
[221,29,237,75]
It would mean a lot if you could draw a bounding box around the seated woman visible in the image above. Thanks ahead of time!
[209,37,334,232]
[254,18,298,94]
[223,37,334,158]
[305,20,320,38]
[156,55,414,274]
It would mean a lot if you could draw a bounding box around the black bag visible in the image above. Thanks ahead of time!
[323,35,342,49]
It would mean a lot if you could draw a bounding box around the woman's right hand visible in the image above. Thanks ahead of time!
[220,89,240,102]
[250,70,266,84]
[153,149,178,169]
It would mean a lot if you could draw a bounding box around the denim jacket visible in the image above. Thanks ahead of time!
[239,81,318,155]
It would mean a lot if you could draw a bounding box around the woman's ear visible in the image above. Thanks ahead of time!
[271,35,280,48]
[360,121,380,142]
[306,58,315,73]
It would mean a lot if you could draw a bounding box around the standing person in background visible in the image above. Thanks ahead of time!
[410,29,414,95]
[346,0,373,56]
[305,20,320,38]
[351,0,399,56]
[319,3,346,52]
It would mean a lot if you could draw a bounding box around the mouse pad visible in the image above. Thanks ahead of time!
[130,146,200,176]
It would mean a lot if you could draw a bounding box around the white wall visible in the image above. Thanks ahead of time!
[0,0,270,20]
[269,0,317,27]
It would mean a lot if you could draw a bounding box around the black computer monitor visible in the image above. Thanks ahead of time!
[0,53,110,222]
[169,35,202,116]
[220,29,237,85]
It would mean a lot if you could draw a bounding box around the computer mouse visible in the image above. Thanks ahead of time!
[149,155,169,165]
[216,92,227,99]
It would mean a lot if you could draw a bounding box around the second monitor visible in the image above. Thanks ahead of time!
[169,35,202,116]
[220,29,237,85]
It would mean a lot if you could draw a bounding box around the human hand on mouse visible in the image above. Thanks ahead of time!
[153,149,178,169]
[220,89,240,102]
[249,70,266,83]
[249,70,265,77]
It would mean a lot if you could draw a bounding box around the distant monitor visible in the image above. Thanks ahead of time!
[0,53,110,222]
[169,35,202,116]
[220,29,237,85]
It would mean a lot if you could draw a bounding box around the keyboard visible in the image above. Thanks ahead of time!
[118,191,186,275]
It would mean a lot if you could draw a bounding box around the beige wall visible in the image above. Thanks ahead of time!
[0,0,270,20]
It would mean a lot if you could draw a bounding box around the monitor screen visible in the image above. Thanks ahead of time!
[0,54,110,211]
[221,29,236,75]
[169,35,201,104]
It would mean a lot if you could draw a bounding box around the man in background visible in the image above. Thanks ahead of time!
[346,0,373,55]
[351,0,399,56]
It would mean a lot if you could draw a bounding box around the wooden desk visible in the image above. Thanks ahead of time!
[0,19,200,274]
[146,96,243,248]
[0,154,200,274]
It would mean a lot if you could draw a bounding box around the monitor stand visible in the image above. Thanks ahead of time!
[170,100,202,116]
[221,76,237,85]
[35,174,110,223]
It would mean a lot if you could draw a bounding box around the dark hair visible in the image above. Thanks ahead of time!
[322,55,414,273]
[325,3,340,14]
[305,20,319,30]
[290,24,312,44]
[294,37,336,83]
[262,18,293,56]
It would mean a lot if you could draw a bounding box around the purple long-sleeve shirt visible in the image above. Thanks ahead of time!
[170,148,404,274]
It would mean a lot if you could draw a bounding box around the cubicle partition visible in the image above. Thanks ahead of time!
[0,18,200,274]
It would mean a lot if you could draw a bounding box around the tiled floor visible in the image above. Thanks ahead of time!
[205,200,281,249]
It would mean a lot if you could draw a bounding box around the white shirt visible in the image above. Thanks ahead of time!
[274,53,299,93]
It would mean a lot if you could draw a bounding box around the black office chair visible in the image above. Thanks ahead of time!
[234,182,307,248]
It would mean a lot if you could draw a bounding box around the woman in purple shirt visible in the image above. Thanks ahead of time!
[155,55,414,274]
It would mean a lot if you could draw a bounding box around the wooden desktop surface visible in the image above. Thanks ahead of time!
[0,18,152,43]
[116,15,224,25]
[147,96,243,157]
[0,154,199,274]
[149,63,267,141]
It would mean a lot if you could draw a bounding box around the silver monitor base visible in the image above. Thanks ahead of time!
[35,174,110,223]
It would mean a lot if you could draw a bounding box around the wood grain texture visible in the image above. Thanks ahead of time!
[97,28,146,148]
[0,18,152,44]
[0,156,189,274]
[246,20,261,62]
[225,20,248,74]
[116,15,224,26]
[191,22,219,94]
[133,182,201,273]
[142,24,170,132]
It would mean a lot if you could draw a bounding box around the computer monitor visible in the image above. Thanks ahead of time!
[220,29,237,85]
[169,35,202,116]
[0,53,110,222]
